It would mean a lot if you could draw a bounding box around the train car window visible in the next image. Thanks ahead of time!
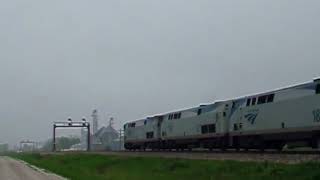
[267,94,275,103]
[252,97,256,105]
[223,112,226,117]
[146,132,154,139]
[208,124,216,133]
[178,113,182,119]
[162,132,166,137]
[257,95,267,104]
[246,99,251,106]
[173,114,178,119]
[239,123,243,129]
[144,120,147,125]
[281,122,285,129]
[233,124,238,131]
[201,125,208,134]
[197,109,202,115]
[316,84,320,94]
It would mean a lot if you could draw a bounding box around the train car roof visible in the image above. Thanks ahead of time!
[124,118,145,125]
[125,77,319,125]
[224,78,317,102]
[146,101,227,118]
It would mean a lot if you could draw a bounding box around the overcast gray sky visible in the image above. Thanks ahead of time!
[0,0,320,146]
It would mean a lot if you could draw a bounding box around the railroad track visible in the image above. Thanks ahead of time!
[81,150,318,164]
[119,148,320,155]
[42,149,320,164]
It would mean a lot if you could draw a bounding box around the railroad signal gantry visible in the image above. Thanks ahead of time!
[53,118,91,152]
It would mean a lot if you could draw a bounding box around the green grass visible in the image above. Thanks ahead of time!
[9,153,320,180]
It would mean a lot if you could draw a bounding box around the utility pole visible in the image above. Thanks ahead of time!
[87,123,91,151]
[53,124,56,152]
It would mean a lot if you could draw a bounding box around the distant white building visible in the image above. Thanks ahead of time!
[92,109,99,135]
[81,127,88,147]
[91,123,120,151]
[70,143,86,151]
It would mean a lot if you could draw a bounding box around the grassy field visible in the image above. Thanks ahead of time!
[9,153,320,180]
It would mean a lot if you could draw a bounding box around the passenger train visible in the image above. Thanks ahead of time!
[124,78,320,151]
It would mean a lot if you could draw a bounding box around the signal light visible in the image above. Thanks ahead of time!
[82,117,87,126]
[68,118,72,126]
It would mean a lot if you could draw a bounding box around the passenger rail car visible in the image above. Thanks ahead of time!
[124,78,320,151]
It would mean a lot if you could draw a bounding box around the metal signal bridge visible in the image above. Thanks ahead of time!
[53,118,91,152]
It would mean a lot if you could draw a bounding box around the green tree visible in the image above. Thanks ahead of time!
[42,136,80,151]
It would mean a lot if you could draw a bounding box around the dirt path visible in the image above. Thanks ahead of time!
[0,156,64,180]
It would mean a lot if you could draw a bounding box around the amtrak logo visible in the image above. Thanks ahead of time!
[244,110,259,125]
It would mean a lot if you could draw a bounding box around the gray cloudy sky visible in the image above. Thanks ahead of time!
[0,0,320,146]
